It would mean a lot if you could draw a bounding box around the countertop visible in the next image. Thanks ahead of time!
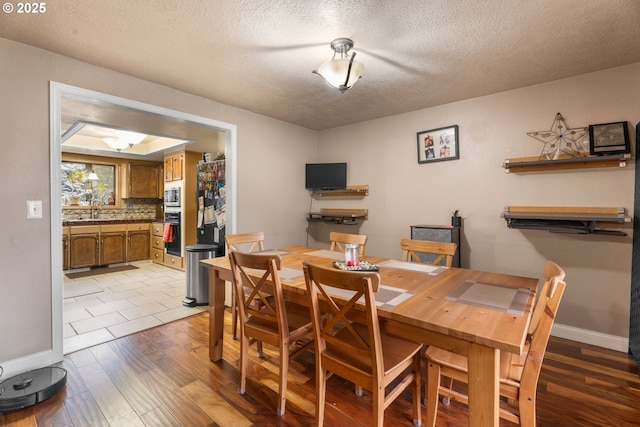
[63,218,157,226]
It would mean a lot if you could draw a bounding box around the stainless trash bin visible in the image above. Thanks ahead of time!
[184,244,218,307]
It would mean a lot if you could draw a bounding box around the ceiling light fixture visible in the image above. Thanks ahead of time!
[87,172,99,181]
[102,129,147,151]
[313,38,365,93]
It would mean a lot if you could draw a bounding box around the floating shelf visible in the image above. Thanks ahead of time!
[311,185,369,197]
[502,206,631,236]
[502,153,630,173]
[307,208,368,225]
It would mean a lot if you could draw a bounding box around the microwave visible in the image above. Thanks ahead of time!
[164,187,181,207]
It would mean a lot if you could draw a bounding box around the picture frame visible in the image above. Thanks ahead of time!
[588,121,630,156]
[417,125,459,164]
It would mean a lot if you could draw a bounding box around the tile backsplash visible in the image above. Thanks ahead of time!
[63,202,161,221]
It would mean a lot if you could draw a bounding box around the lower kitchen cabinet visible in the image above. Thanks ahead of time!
[69,233,100,269]
[62,227,69,271]
[127,224,151,262]
[101,232,127,265]
[65,222,153,270]
[163,253,184,269]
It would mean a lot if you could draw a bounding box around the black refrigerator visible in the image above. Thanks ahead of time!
[196,159,226,256]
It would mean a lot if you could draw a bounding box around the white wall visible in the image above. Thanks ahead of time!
[315,63,640,345]
[0,38,317,375]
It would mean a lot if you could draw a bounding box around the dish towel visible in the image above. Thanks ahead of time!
[163,223,173,243]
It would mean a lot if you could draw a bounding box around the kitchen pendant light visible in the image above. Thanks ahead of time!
[313,38,365,93]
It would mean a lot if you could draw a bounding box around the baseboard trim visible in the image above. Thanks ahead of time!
[552,323,629,352]
[0,350,58,381]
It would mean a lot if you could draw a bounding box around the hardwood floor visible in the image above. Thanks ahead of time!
[2,310,639,426]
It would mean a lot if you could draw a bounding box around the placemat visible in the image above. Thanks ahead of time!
[279,266,304,282]
[323,283,415,309]
[257,250,291,256]
[377,259,447,275]
[305,249,345,260]
[445,280,531,315]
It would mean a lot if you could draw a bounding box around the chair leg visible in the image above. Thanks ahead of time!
[231,285,238,340]
[519,393,536,427]
[257,340,264,358]
[277,342,289,416]
[238,331,249,395]
[425,360,441,427]
[372,380,385,427]
[316,367,327,427]
[412,353,422,426]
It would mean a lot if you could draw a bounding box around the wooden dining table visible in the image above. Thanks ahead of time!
[201,246,539,427]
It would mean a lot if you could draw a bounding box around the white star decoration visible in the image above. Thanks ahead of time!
[527,112,589,160]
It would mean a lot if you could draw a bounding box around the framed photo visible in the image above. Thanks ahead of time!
[417,125,459,164]
[588,121,630,156]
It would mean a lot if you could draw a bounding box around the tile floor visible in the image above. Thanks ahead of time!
[63,260,207,354]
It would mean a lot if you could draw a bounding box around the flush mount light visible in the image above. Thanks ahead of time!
[313,38,365,93]
[103,129,147,151]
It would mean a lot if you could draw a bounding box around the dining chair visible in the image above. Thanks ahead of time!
[400,238,457,267]
[229,251,314,416]
[225,232,266,339]
[424,260,566,427]
[329,231,368,256]
[302,262,423,427]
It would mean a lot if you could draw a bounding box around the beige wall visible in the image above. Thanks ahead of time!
[0,38,317,367]
[315,62,640,342]
[1,34,638,373]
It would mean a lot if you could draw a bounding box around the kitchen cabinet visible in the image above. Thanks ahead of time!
[164,153,184,182]
[126,162,161,198]
[127,223,150,261]
[101,232,127,265]
[65,222,153,269]
[101,223,127,265]
[69,232,100,269]
[163,253,183,269]
[62,227,69,271]
[151,221,165,264]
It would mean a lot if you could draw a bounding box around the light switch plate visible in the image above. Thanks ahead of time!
[27,200,43,219]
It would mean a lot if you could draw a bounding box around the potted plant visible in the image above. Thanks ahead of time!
[67,170,87,205]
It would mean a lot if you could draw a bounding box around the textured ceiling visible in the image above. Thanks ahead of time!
[2,0,640,130]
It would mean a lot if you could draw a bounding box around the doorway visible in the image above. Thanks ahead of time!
[50,82,237,361]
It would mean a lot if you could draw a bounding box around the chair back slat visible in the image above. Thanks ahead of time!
[303,262,384,377]
[226,232,265,254]
[330,232,368,256]
[400,238,457,267]
[229,251,286,332]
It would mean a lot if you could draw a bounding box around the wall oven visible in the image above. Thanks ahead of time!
[164,212,181,256]
[164,186,181,207]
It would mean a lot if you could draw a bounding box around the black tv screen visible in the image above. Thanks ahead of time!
[305,163,347,190]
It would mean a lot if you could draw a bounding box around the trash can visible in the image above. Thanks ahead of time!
[184,244,218,307]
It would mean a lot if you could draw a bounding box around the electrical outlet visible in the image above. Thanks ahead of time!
[27,200,43,219]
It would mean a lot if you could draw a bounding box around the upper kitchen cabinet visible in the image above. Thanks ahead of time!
[123,162,162,198]
[164,153,184,182]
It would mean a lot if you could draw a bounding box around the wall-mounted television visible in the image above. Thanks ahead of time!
[305,162,347,191]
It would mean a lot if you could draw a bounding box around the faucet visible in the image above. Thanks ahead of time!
[91,199,104,219]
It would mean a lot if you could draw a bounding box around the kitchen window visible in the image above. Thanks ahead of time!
[61,161,116,207]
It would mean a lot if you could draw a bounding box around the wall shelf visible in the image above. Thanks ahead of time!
[311,185,368,197]
[502,153,630,173]
[502,206,631,236]
[307,208,368,225]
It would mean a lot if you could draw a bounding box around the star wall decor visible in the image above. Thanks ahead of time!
[527,112,589,160]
